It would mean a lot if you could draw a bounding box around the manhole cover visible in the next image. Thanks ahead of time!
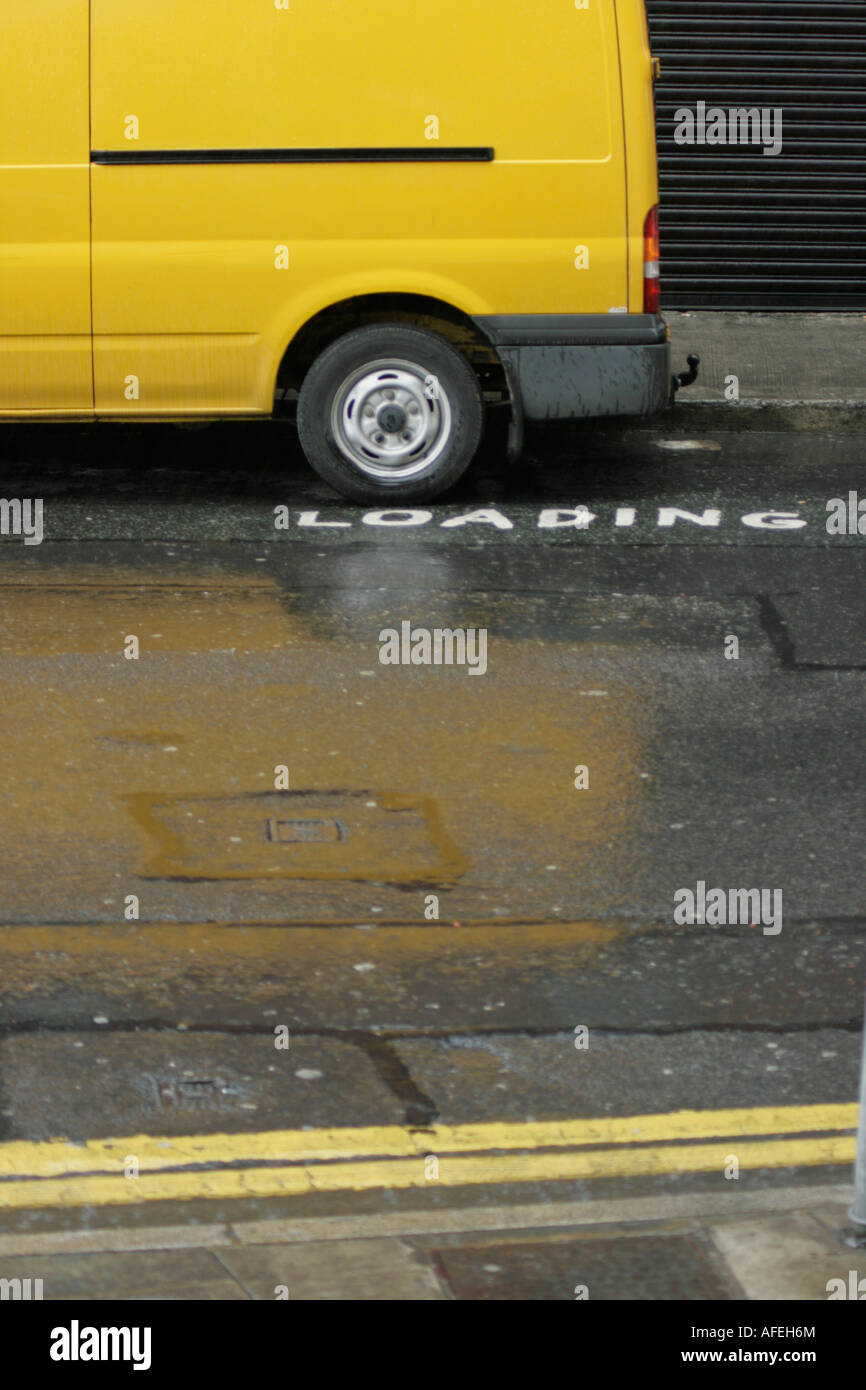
[127,789,467,883]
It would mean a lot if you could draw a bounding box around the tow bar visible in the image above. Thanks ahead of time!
[670,353,701,407]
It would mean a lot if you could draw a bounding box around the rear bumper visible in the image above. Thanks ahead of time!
[473,313,670,421]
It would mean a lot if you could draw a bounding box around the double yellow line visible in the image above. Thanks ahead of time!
[0,1104,856,1211]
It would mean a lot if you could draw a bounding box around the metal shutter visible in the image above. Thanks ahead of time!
[645,1,866,309]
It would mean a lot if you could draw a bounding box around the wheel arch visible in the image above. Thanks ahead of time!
[273,293,509,416]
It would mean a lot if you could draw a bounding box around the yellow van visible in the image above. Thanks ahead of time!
[1,0,681,502]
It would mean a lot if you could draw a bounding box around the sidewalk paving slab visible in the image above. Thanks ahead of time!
[1,1189,860,1300]
[659,312,866,430]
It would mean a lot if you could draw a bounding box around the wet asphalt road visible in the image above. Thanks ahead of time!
[0,418,864,1240]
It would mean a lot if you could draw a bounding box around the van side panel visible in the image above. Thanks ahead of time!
[613,0,661,312]
[0,2,92,415]
[89,0,628,415]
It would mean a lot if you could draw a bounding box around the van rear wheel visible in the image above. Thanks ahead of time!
[297,324,484,502]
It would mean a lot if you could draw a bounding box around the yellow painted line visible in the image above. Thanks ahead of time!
[0,1104,856,1180]
[0,1126,419,1179]
[430,1104,858,1155]
[0,1135,855,1212]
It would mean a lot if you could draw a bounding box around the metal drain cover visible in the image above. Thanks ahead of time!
[142,1073,243,1114]
[267,818,343,844]
[433,1234,737,1301]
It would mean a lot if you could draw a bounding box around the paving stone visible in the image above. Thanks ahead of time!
[710,1212,866,1301]
[808,1198,857,1240]
[213,1238,445,1300]
[0,1248,246,1300]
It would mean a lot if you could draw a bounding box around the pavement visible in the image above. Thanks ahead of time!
[0,1185,862,1301]
[0,314,864,1302]
[666,312,866,429]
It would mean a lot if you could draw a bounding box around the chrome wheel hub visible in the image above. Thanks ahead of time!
[330,359,453,480]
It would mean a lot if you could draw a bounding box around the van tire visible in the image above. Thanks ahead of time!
[297,324,484,502]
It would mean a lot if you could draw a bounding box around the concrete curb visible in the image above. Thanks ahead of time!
[652,400,866,433]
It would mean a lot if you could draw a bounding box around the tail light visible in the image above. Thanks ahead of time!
[643,204,660,314]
